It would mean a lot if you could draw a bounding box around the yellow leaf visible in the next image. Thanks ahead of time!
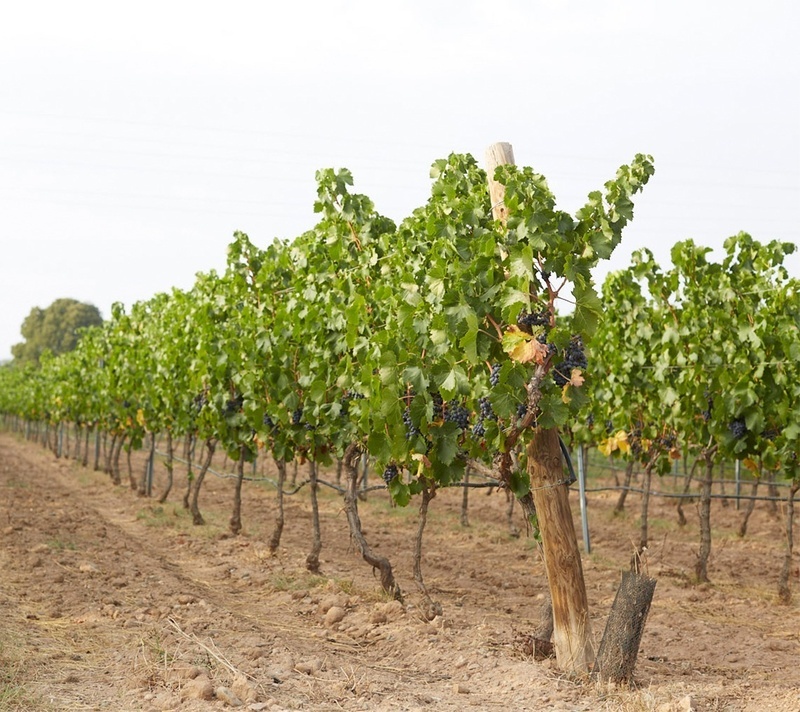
[136,408,145,427]
[670,447,681,460]
[569,369,585,387]
[598,438,615,457]
[616,430,630,455]
[561,384,572,404]
[502,326,549,364]
[742,458,759,473]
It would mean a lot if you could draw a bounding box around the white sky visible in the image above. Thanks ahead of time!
[1,1,798,361]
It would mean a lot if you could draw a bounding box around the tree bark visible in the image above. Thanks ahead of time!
[268,458,286,554]
[777,479,799,604]
[528,427,593,673]
[341,444,401,598]
[614,461,636,514]
[158,430,174,504]
[695,454,714,582]
[305,461,322,572]
[413,485,442,620]
[229,447,246,536]
[190,439,216,525]
[460,467,470,528]
[738,478,760,538]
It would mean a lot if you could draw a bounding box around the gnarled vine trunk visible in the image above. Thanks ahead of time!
[341,444,400,598]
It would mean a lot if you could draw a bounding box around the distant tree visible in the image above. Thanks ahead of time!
[11,298,103,365]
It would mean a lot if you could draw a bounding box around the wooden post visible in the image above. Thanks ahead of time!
[485,141,594,674]
[529,429,594,672]
[485,142,515,223]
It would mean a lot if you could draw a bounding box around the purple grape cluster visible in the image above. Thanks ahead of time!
[291,407,303,425]
[553,337,587,387]
[403,407,420,439]
[445,400,470,430]
[432,392,444,420]
[729,418,747,440]
[519,310,549,328]
[489,363,501,387]
[382,463,399,484]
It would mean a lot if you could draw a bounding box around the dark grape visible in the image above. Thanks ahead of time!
[729,418,747,440]
[403,408,419,439]
[702,410,711,422]
[262,414,275,429]
[478,396,496,421]
[605,420,614,434]
[517,403,528,419]
[432,392,444,420]
[382,464,399,484]
[519,310,549,328]
[291,407,303,425]
[472,421,486,438]
[445,400,470,430]
[586,413,594,427]
[489,363,501,387]
[553,336,587,387]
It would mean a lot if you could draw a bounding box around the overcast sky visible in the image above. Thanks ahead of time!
[1,1,798,361]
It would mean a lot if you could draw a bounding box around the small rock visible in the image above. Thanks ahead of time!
[180,675,214,701]
[381,599,405,620]
[324,606,346,626]
[318,594,348,614]
[678,695,696,712]
[215,686,244,707]
[177,594,195,605]
[177,666,203,680]
[290,589,308,601]
[247,704,270,711]
[453,682,470,694]
[79,563,98,574]
[369,609,387,625]
[30,543,49,553]
[232,674,258,704]
[295,659,322,675]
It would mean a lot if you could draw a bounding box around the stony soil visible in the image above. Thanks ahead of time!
[0,431,798,711]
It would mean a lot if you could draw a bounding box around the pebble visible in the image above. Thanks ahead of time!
[215,686,244,707]
[180,674,214,701]
[324,606,346,626]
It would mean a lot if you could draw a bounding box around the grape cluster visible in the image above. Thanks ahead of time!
[340,390,365,419]
[478,396,496,421]
[403,407,420,439]
[432,392,444,420]
[489,363,501,387]
[445,400,470,430]
[291,407,304,426]
[763,427,780,441]
[518,310,549,328]
[586,413,595,428]
[553,337,587,387]
[516,403,528,420]
[382,463,399,484]
[729,418,747,440]
[262,414,276,430]
[224,394,244,415]
[701,391,713,422]
[605,420,614,435]
[471,397,495,440]
[658,432,677,449]
[191,392,207,413]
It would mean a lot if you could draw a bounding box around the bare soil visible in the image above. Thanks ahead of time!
[1,431,798,711]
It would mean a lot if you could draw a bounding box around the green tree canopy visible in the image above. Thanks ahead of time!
[11,298,103,365]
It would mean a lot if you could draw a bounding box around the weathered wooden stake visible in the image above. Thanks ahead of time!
[485,142,594,674]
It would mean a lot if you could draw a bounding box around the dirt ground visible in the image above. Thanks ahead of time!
[0,431,798,712]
